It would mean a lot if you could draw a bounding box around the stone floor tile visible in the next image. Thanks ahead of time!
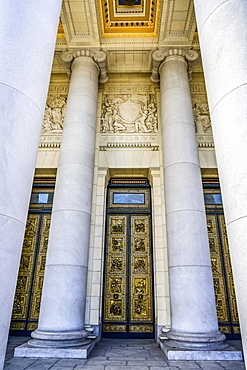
[90,348,107,356]
[105,348,150,357]
[86,359,126,365]
[214,363,245,370]
[105,366,149,370]
[152,355,171,361]
[150,367,180,370]
[196,361,225,369]
[75,366,105,370]
[53,358,87,366]
[167,361,201,368]
[22,358,59,369]
[108,357,135,361]
[49,367,74,370]
[127,360,168,366]
[4,357,38,369]
[149,349,167,357]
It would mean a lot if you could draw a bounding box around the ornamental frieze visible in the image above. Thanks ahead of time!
[100,94,158,134]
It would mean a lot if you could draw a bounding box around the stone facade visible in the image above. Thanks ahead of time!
[1,1,247,369]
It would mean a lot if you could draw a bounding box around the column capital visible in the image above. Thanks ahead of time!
[60,49,108,84]
[150,48,199,82]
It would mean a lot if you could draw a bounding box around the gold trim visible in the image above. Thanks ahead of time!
[103,324,127,332]
[104,215,127,322]
[11,215,40,320]
[98,0,161,37]
[219,326,231,334]
[207,215,229,323]
[129,324,153,332]
[108,188,150,209]
[10,322,26,330]
[130,215,152,323]
[29,215,51,320]
[218,215,239,323]
[27,322,38,331]
[233,326,240,334]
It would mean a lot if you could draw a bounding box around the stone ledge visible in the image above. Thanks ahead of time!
[160,341,243,361]
[14,338,96,359]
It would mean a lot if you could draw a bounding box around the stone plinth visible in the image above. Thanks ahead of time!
[14,339,96,359]
[160,339,243,361]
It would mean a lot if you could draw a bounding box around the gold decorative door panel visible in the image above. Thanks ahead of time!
[10,214,51,333]
[104,214,127,331]
[103,182,154,338]
[130,215,152,328]
[207,214,239,336]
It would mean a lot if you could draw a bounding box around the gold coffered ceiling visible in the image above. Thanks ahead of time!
[98,0,161,37]
[54,0,199,74]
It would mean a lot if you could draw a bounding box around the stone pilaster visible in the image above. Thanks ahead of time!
[153,48,226,357]
[23,50,107,354]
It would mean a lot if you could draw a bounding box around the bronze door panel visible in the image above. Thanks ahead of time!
[103,210,154,337]
[207,214,239,336]
[10,214,51,333]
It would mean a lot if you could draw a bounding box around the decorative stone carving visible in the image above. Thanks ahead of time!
[60,49,108,83]
[42,96,67,133]
[151,48,199,82]
[100,94,158,134]
[193,102,212,133]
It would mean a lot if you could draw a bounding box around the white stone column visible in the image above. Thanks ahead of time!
[156,49,225,350]
[28,50,107,350]
[0,1,62,368]
[193,0,247,363]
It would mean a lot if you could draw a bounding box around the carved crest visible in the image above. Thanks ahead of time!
[101,94,158,134]
[118,98,140,123]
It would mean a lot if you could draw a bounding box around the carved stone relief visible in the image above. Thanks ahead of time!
[193,102,212,134]
[100,94,158,134]
[42,95,67,133]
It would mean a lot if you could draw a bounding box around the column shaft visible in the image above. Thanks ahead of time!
[0,1,62,368]
[194,0,247,362]
[29,56,99,348]
[160,53,225,348]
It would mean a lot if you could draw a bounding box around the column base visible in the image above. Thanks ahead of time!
[14,338,96,359]
[164,330,227,350]
[28,329,91,348]
[159,340,243,361]
[158,329,242,361]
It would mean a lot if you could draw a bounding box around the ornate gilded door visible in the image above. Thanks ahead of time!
[102,180,154,338]
[10,179,54,335]
[10,214,50,334]
[204,181,240,338]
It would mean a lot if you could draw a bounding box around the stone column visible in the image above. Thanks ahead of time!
[28,50,107,351]
[0,1,62,368]
[193,0,247,364]
[153,49,225,352]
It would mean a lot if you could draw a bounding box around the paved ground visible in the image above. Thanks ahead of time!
[3,336,245,370]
